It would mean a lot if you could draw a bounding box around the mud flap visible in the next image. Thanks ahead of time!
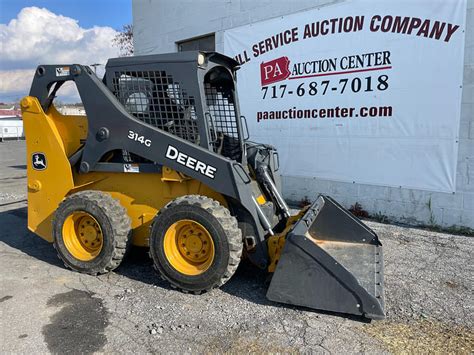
[266,195,385,319]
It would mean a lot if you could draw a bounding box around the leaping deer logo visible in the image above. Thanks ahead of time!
[32,153,47,170]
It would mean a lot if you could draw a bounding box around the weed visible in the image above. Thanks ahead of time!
[349,202,369,218]
[298,196,311,208]
[372,212,390,223]
[424,224,474,237]
[427,197,437,226]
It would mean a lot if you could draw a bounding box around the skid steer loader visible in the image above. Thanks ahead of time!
[21,51,385,319]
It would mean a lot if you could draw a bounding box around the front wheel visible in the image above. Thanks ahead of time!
[149,195,242,294]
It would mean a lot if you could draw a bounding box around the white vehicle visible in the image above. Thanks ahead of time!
[0,117,24,141]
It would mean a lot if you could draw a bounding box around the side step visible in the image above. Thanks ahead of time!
[266,195,385,319]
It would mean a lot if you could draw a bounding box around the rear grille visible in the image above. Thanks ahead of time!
[204,83,242,161]
[111,71,199,144]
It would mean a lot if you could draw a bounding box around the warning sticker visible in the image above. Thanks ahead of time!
[124,164,140,173]
[55,66,70,77]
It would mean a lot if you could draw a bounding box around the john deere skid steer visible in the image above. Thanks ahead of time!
[21,51,385,319]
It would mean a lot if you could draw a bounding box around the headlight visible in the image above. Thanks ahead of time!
[198,53,206,66]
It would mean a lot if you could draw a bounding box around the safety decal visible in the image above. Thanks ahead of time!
[55,66,70,77]
[124,164,140,173]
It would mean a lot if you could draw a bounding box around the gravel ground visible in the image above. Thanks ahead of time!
[1,141,473,353]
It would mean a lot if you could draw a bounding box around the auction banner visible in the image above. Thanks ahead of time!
[223,0,466,193]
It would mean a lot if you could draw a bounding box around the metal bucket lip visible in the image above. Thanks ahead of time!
[284,232,385,319]
[267,195,385,320]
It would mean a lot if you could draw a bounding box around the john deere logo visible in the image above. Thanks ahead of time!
[32,152,47,171]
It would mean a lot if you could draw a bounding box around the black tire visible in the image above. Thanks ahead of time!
[149,195,242,293]
[52,190,131,275]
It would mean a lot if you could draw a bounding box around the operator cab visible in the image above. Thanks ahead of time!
[104,51,245,164]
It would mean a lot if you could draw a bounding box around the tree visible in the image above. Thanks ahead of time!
[113,24,134,57]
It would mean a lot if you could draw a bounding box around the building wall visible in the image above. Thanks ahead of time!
[133,0,474,228]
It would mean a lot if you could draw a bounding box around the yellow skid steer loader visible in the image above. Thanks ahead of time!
[21,52,384,319]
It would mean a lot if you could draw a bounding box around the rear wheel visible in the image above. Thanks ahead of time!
[149,195,242,293]
[52,190,131,275]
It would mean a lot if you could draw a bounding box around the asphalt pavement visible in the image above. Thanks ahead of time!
[1,141,473,353]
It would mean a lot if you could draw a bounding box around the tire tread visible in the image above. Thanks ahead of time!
[53,190,131,275]
[151,194,242,294]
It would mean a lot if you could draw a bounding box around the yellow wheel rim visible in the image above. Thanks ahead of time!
[62,211,103,261]
[163,219,215,276]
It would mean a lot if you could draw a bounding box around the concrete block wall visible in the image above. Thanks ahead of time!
[133,0,474,229]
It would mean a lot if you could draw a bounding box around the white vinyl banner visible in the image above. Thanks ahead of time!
[223,0,466,192]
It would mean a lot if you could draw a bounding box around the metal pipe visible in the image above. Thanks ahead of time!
[259,165,291,218]
[252,197,274,236]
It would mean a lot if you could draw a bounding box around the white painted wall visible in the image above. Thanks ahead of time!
[132,0,474,228]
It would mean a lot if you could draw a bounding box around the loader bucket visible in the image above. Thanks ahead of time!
[267,195,385,319]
